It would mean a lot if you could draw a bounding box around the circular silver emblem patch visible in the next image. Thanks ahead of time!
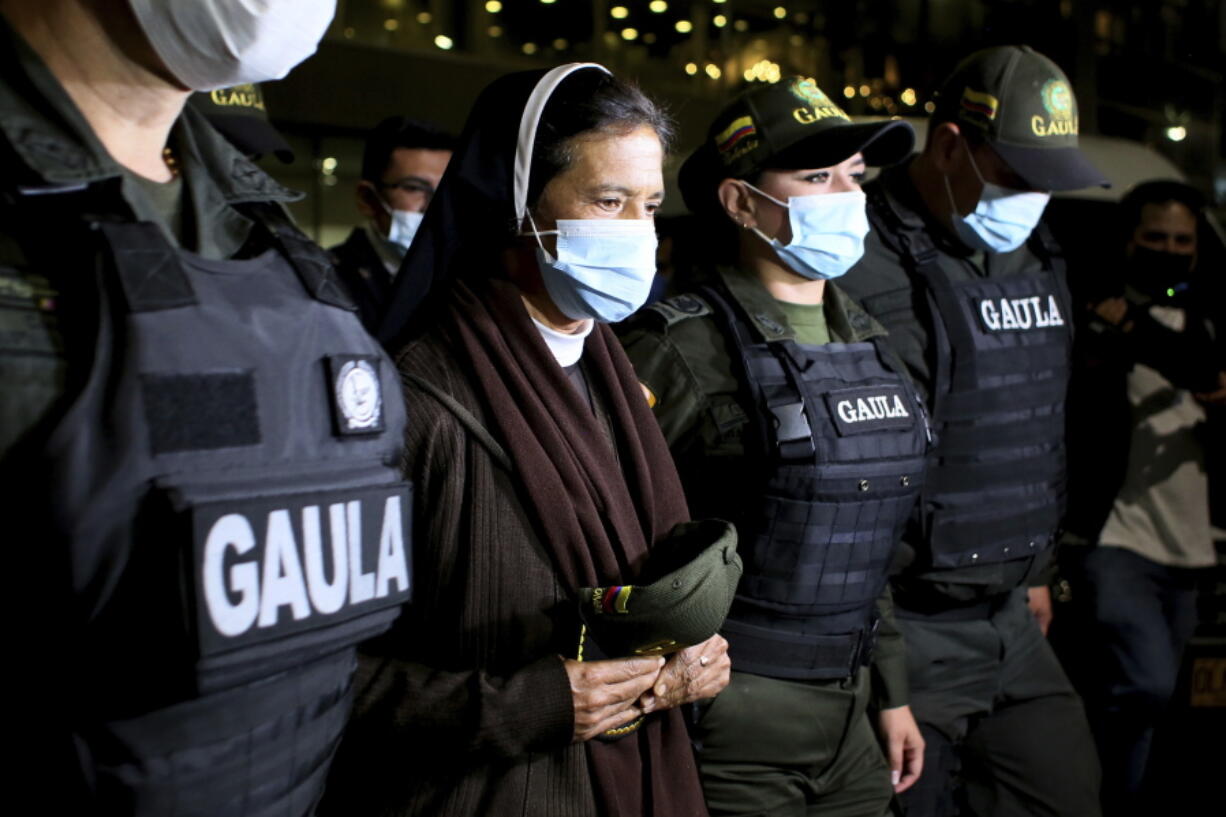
[336,360,381,430]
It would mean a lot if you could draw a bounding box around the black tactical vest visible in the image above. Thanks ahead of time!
[699,286,928,680]
[1,181,412,816]
[866,185,1072,573]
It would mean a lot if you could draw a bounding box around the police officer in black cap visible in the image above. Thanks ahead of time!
[0,1,412,813]
[839,45,1106,817]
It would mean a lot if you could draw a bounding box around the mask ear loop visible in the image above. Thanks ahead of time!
[942,173,965,221]
[739,179,790,209]
[521,210,562,262]
[739,180,792,248]
[944,136,985,221]
[961,137,990,186]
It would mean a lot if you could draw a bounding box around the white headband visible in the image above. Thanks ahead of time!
[512,62,612,227]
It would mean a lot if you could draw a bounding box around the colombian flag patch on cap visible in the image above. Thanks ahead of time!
[960,88,999,121]
[715,116,757,155]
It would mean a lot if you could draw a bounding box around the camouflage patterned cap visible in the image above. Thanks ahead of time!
[578,519,741,660]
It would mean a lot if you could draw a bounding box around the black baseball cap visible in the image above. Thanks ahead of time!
[930,46,1108,191]
[577,519,742,660]
[189,84,295,163]
[680,77,914,215]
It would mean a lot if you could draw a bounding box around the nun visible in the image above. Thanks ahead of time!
[320,64,730,817]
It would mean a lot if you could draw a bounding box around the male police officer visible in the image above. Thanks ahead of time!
[840,46,1106,817]
[1,1,411,813]
[330,116,454,332]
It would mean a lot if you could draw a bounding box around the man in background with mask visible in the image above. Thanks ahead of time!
[0,0,412,813]
[840,45,1107,817]
[331,116,454,332]
[1060,180,1223,816]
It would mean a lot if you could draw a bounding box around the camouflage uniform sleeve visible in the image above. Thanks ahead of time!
[870,583,910,710]
[619,317,709,449]
[0,235,66,461]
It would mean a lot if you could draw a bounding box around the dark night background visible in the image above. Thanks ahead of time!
[254,0,1225,244]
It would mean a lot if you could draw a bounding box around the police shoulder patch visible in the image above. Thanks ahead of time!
[644,293,712,328]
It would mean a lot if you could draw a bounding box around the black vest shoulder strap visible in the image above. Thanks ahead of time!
[865,181,956,415]
[95,221,197,312]
[237,201,358,312]
[697,282,818,462]
[697,284,782,459]
[1026,220,1063,272]
[865,180,943,274]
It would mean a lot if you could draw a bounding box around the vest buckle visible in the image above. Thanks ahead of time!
[770,401,812,447]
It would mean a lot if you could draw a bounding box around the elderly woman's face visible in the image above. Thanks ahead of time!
[534,125,665,232]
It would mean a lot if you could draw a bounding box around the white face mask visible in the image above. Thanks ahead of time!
[130,0,337,91]
[743,183,870,280]
[375,197,424,257]
[944,141,1051,254]
[526,217,658,324]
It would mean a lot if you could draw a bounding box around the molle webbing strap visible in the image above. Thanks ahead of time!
[930,503,1059,554]
[241,202,358,311]
[936,376,1067,421]
[927,452,1062,494]
[932,415,1060,456]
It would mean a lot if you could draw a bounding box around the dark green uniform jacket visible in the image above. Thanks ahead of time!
[620,266,909,710]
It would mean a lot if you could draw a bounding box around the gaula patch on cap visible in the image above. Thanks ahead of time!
[1033,79,1077,137]
[789,76,851,124]
[328,355,384,436]
[209,83,266,111]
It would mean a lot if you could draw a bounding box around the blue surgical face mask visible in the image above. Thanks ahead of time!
[743,183,870,280]
[945,142,1051,253]
[527,217,659,323]
[377,198,425,257]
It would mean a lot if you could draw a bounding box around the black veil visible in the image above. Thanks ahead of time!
[376,63,612,349]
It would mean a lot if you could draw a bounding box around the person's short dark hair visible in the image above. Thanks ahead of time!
[528,71,675,209]
[360,116,456,183]
[1119,179,1205,237]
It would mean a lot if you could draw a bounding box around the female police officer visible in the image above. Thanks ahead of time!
[621,78,926,816]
